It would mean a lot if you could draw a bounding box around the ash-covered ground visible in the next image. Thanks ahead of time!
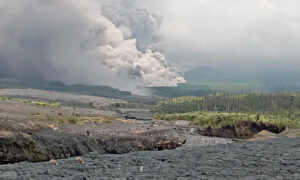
[0,89,299,180]
[0,138,299,180]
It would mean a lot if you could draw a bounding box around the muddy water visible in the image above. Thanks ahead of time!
[0,138,299,180]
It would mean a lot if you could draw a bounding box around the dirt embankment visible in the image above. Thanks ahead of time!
[0,127,185,164]
[198,121,286,138]
[153,119,287,139]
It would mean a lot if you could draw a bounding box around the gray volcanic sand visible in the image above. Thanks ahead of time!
[0,138,299,180]
[0,89,126,106]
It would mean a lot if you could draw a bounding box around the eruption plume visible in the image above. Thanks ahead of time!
[0,0,185,92]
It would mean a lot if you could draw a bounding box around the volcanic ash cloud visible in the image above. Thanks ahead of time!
[0,0,185,90]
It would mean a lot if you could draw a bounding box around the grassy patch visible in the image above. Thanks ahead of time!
[66,116,80,124]
[154,111,300,128]
[103,120,112,124]
[29,101,61,107]
[37,115,116,125]
[101,115,116,121]
[0,97,61,107]
[79,115,116,124]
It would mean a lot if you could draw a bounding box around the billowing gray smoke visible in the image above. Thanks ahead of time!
[0,0,185,92]
[101,1,161,51]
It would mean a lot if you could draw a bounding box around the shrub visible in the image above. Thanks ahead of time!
[67,116,80,124]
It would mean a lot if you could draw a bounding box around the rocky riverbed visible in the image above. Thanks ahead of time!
[0,138,299,180]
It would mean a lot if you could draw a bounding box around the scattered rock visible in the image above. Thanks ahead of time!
[140,166,144,172]
[190,128,196,134]
[175,120,190,126]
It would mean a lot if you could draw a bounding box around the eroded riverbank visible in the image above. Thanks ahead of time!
[0,138,299,180]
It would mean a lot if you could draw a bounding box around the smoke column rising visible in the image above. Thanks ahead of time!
[0,0,185,92]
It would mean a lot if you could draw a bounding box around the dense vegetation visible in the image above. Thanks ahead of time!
[153,93,300,128]
[153,93,300,115]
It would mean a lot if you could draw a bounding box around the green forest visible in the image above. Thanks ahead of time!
[153,93,300,115]
[152,93,300,128]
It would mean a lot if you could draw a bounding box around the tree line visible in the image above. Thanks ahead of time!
[152,93,300,117]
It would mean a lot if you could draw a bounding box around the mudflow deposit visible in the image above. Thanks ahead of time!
[0,89,299,179]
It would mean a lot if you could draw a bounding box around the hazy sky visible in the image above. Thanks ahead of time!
[138,0,300,71]
[0,0,300,92]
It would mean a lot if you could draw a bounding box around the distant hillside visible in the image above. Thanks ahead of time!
[183,66,300,93]
[3,66,300,101]
[0,78,158,104]
[149,83,215,98]
[184,66,223,82]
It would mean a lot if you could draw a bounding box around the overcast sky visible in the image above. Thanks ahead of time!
[137,0,300,71]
